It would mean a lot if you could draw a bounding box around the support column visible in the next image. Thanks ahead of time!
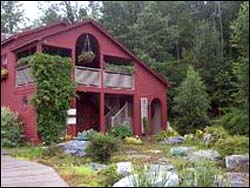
[67,98,77,136]
[100,92,105,133]
[162,94,167,130]
[133,95,141,136]
[36,40,42,52]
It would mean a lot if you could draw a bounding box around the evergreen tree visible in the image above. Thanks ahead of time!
[231,1,249,104]
[88,1,101,20]
[173,66,210,134]
[36,2,62,26]
[1,1,25,33]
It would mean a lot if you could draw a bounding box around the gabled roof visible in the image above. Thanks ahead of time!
[39,19,169,87]
[1,19,169,87]
[1,21,69,46]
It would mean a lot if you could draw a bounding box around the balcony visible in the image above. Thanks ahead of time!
[15,65,135,90]
[75,66,134,89]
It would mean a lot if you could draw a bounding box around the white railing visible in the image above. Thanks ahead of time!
[16,66,33,87]
[104,71,134,89]
[111,102,131,127]
[75,66,101,87]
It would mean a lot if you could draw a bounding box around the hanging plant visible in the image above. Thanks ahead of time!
[78,51,96,63]
[78,34,96,64]
[1,68,8,80]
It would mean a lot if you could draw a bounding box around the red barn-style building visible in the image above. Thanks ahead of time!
[1,20,168,142]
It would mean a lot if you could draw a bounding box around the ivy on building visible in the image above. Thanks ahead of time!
[30,53,76,144]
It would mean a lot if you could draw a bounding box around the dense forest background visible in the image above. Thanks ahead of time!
[1,1,249,135]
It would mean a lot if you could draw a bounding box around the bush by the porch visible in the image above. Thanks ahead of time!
[1,107,24,147]
[110,124,132,139]
[86,133,120,162]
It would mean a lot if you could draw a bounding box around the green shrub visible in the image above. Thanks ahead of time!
[110,124,132,139]
[132,165,171,187]
[213,107,249,135]
[214,135,249,157]
[180,159,223,187]
[156,129,179,141]
[1,107,24,147]
[125,136,142,145]
[86,133,120,162]
[100,164,122,186]
[30,53,76,144]
[203,125,229,147]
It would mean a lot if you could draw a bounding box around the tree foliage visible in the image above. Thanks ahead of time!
[1,1,25,33]
[173,66,210,134]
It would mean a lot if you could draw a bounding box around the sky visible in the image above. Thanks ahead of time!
[21,1,89,22]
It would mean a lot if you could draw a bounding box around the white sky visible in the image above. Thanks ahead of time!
[21,1,89,22]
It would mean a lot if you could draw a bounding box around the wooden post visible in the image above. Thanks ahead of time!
[100,92,105,133]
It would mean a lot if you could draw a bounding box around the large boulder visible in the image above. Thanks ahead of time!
[170,146,196,156]
[113,172,179,187]
[225,172,249,187]
[117,162,133,176]
[162,136,184,145]
[185,149,221,162]
[57,140,89,157]
[225,155,249,170]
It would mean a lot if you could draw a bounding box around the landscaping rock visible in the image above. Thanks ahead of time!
[225,172,249,187]
[170,146,196,156]
[113,172,179,187]
[117,162,133,176]
[57,140,89,157]
[146,149,162,154]
[185,149,221,162]
[88,162,107,171]
[149,164,175,173]
[225,155,249,170]
[162,136,184,145]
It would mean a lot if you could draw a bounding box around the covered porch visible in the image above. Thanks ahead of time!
[67,91,134,136]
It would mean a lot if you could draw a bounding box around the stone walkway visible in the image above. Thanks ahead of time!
[1,154,68,187]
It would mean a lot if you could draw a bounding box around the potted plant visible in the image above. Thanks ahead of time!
[78,34,96,64]
[1,68,8,80]
[78,51,96,63]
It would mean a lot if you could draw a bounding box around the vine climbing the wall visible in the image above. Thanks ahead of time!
[30,53,76,144]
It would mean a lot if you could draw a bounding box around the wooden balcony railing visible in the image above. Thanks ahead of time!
[75,66,101,87]
[15,65,135,89]
[104,71,134,89]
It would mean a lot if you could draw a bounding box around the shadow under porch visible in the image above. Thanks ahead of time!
[73,92,134,135]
